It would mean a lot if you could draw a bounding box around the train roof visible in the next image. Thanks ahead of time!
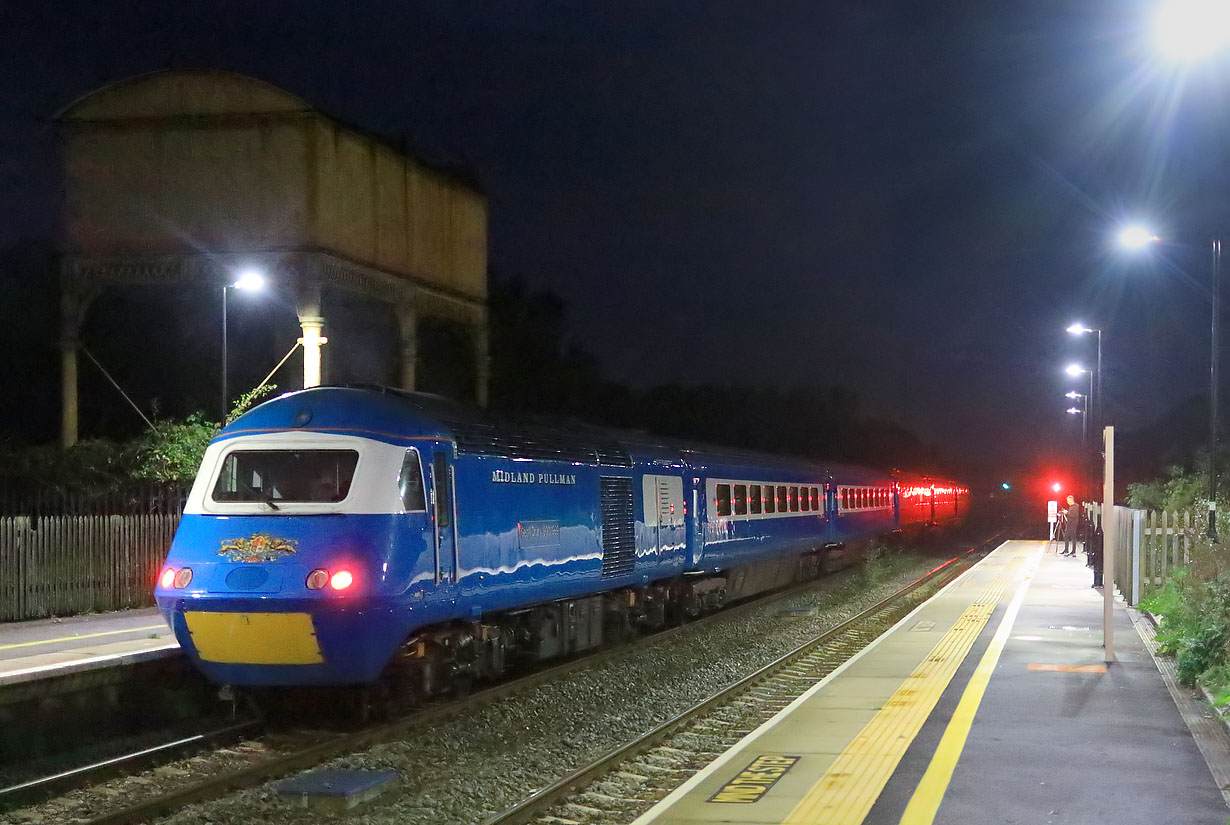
[224,385,907,484]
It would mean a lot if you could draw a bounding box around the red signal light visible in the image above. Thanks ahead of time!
[1051,482,1063,493]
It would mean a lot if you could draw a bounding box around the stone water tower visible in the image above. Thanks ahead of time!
[58,69,488,445]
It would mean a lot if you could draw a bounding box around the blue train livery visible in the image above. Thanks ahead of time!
[155,386,966,690]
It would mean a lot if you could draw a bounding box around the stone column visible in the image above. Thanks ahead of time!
[473,309,490,408]
[395,301,418,392]
[59,283,92,447]
[294,282,327,388]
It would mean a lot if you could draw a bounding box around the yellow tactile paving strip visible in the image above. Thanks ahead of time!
[779,560,1017,825]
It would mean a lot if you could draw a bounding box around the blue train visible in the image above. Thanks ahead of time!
[155,386,967,691]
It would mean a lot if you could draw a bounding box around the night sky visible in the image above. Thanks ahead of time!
[3,1,1226,475]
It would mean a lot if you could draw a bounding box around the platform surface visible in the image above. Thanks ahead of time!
[0,606,178,685]
[634,540,1230,825]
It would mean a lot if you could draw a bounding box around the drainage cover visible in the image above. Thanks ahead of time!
[275,769,399,812]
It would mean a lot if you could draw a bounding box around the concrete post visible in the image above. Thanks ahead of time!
[1103,425,1115,663]
[395,301,418,392]
[294,283,326,388]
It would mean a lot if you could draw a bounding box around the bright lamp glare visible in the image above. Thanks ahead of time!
[1117,225,1160,249]
[1067,407,1082,414]
[232,269,265,291]
[1065,391,1080,399]
[1065,363,1087,377]
[1066,322,1088,335]
[1157,0,1230,60]
[1052,482,1063,493]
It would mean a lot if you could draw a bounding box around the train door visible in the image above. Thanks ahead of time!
[642,474,684,557]
[690,476,704,567]
[430,449,457,585]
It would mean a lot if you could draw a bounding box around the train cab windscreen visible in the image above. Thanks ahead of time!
[212,449,359,503]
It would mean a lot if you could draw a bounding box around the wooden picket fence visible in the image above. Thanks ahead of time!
[1088,504,1200,605]
[0,484,187,622]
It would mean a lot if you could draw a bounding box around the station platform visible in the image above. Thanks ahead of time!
[0,606,178,687]
[633,540,1230,825]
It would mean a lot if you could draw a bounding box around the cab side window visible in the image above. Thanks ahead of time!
[399,449,426,512]
[433,453,452,528]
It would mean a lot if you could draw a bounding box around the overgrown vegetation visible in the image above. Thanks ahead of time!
[0,385,277,487]
[860,541,915,587]
[1134,459,1230,704]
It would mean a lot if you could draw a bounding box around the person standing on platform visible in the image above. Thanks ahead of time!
[1061,495,1081,556]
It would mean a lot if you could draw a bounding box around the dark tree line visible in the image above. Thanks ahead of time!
[0,241,945,474]
[486,275,941,471]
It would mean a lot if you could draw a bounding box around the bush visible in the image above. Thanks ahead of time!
[0,385,280,487]
[861,541,911,587]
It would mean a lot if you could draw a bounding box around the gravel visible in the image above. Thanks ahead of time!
[3,551,944,825]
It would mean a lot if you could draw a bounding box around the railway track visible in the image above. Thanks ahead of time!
[8,534,997,825]
[480,550,979,825]
[0,719,262,810]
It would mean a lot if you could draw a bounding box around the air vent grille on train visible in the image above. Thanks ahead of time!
[600,476,636,578]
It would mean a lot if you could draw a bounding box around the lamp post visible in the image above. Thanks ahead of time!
[1066,391,1088,447]
[1066,365,1095,504]
[221,269,266,422]
[1148,1,1230,536]
[1066,323,1103,434]
[1117,225,1220,537]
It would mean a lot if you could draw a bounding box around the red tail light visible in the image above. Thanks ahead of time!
[330,570,354,590]
[160,568,175,589]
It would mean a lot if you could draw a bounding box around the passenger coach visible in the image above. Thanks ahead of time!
[155,386,966,692]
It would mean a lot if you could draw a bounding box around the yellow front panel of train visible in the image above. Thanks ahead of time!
[184,611,324,664]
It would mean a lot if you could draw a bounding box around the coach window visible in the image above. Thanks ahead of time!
[811,487,820,510]
[749,485,762,514]
[788,486,799,512]
[841,489,848,509]
[777,485,788,512]
[716,484,732,517]
[799,487,810,511]
[398,449,426,512]
[734,484,748,515]
[763,485,776,513]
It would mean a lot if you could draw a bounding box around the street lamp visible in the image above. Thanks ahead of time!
[222,268,266,422]
[1066,323,1103,437]
[1117,225,1221,537]
[1156,1,1230,61]
[1064,370,1093,504]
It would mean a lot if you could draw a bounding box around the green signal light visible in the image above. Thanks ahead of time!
[1001,482,1011,490]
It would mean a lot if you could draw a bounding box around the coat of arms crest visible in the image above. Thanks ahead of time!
[218,533,299,563]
